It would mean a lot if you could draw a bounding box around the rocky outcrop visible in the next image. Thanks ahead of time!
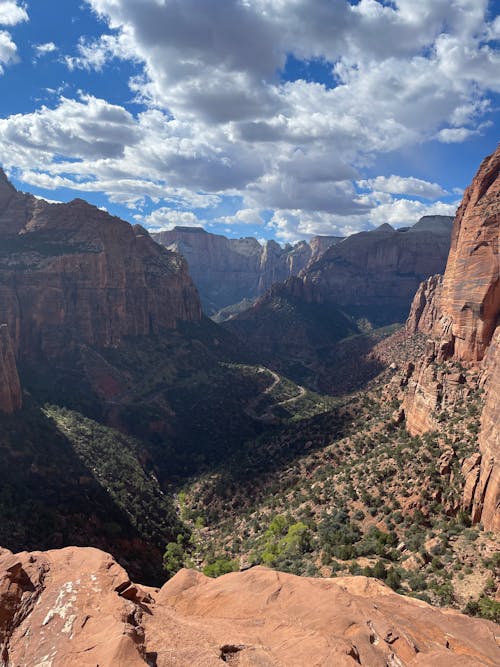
[0,171,201,362]
[403,145,500,530]
[0,324,21,413]
[1,546,498,667]
[154,226,341,313]
[300,216,453,324]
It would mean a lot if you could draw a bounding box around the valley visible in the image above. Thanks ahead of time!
[0,147,498,664]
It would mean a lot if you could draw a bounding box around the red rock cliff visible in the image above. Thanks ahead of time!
[301,216,453,319]
[0,324,21,413]
[404,145,500,530]
[0,171,201,362]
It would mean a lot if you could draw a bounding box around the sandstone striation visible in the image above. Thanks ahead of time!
[0,324,21,413]
[403,145,500,530]
[154,226,342,313]
[0,170,201,362]
[300,216,453,324]
[0,546,498,667]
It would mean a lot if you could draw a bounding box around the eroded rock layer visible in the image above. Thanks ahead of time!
[0,546,498,667]
[0,170,201,362]
[403,145,500,530]
[301,216,453,323]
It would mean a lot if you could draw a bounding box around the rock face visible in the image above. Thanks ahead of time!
[1,547,498,667]
[404,145,500,530]
[300,215,453,324]
[154,226,342,313]
[0,170,201,362]
[0,324,21,413]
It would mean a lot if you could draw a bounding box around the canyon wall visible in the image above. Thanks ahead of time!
[301,216,453,322]
[154,226,342,313]
[404,145,500,530]
[0,170,201,363]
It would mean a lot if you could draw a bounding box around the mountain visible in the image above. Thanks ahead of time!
[0,169,201,366]
[402,144,500,531]
[300,215,453,325]
[153,226,342,314]
[1,545,498,667]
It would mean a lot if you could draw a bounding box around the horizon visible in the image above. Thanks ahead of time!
[0,1,499,242]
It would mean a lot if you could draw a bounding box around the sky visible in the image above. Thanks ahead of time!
[0,1,499,244]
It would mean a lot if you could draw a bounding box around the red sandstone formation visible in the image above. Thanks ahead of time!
[403,145,500,531]
[0,546,498,666]
[301,216,453,317]
[0,170,201,362]
[0,324,21,413]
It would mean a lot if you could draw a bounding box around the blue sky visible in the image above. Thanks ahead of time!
[0,0,499,243]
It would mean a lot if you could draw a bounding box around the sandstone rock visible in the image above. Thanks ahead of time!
[301,215,453,324]
[0,175,201,363]
[0,547,148,666]
[0,324,21,413]
[475,329,500,530]
[154,226,341,313]
[438,147,500,362]
[400,553,425,572]
[1,547,498,667]
[403,144,500,530]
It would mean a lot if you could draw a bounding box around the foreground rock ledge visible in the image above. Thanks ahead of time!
[0,546,498,666]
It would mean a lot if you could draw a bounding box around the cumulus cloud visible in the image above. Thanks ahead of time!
[219,208,265,226]
[0,1,27,73]
[0,1,28,26]
[437,127,480,143]
[0,29,17,72]
[1,0,498,239]
[137,208,203,232]
[358,175,448,199]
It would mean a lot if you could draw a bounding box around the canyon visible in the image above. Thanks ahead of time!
[0,145,498,657]
[154,226,343,314]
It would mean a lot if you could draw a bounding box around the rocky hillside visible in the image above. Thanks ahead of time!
[0,169,201,365]
[402,144,500,532]
[0,545,498,667]
[154,226,342,313]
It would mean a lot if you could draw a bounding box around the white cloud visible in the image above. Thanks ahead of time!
[437,127,480,143]
[34,42,57,57]
[138,207,202,232]
[0,28,16,72]
[1,0,498,237]
[365,197,458,228]
[0,1,28,26]
[358,175,447,199]
[0,1,27,73]
[219,208,265,226]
